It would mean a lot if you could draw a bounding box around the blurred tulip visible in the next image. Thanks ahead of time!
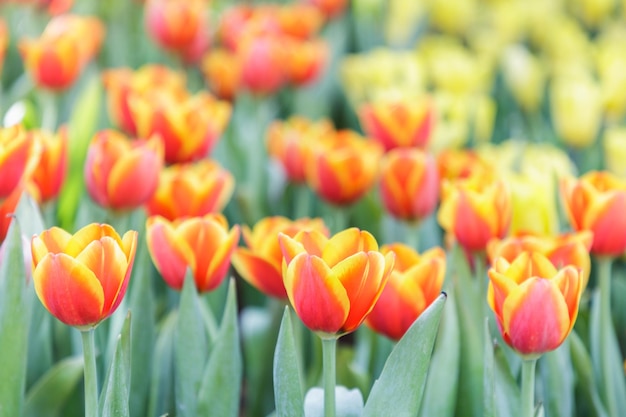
[379,148,439,223]
[201,48,241,100]
[145,0,206,51]
[596,33,626,122]
[284,38,329,86]
[84,130,163,211]
[232,216,328,299]
[0,125,41,201]
[146,160,235,221]
[507,172,559,236]
[603,127,626,178]
[305,130,384,206]
[358,97,434,151]
[278,4,325,39]
[278,228,395,336]
[239,34,286,95]
[130,91,231,164]
[550,73,602,149]
[488,252,583,357]
[146,214,240,292]
[305,0,348,18]
[29,127,68,204]
[428,0,477,35]
[501,45,546,113]
[266,116,333,183]
[488,231,593,289]
[0,185,25,244]
[436,148,489,182]
[561,171,626,257]
[217,4,280,51]
[31,223,138,328]
[575,0,615,28]
[366,244,445,340]
[438,174,511,252]
[0,18,7,76]
[102,65,187,135]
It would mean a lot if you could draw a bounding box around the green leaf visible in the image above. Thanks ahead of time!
[147,312,177,417]
[492,343,521,417]
[538,340,574,417]
[0,217,33,417]
[23,356,84,417]
[26,300,53,388]
[197,279,242,417]
[100,312,131,417]
[362,294,446,417]
[484,319,496,417]
[273,307,305,417]
[174,270,209,417]
[418,290,460,417]
[570,330,609,417]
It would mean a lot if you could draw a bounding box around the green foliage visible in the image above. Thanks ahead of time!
[273,307,305,417]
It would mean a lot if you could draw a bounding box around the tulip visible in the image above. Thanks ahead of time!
[436,148,489,182]
[488,252,584,357]
[278,228,395,336]
[305,0,349,19]
[501,45,546,113]
[358,97,434,151]
[145,0,206,51]
[266,116,333,183]
[0,125,41,201]
[487,231,593,289]
[146,214,240,292]
[283,38,329,87]
[84,130,163,211]
[0,185,25,244]
[0,18,7,76]
[305,130,384,206]
[130,91,231,164]
[506,172,560,236]
[31,223,138,329]
[232,216,328,298]
[603,127,626,178]
[438,174,511,252]
[201,48,242,100]
[277,4,325,40]
[238,34,286,95]
[146,160,235,221]
[29,127,68,204]
[379,148,440,223]
[560,171,626,257]
[366,244,445,340]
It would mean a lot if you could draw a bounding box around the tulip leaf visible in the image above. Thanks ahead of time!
[100,312,131,417]
[362,293,446,417]
[27,300,54,388]
[491,334,521,417]
[147,311,177,417]
[175,270,209,417]
[197,279,242,417]
[484,319,496,417]
[538,340,574,417]
[570,330,609,417]
[0,219,33,417]
[418,290,460,417]
[23,356,84,417]
[273,307,305,417]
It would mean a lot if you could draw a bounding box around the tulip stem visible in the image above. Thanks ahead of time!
[38,90,58,132]
[81,328,99,417]
[473,252,487,320]
[598,257,618,417]
[322,337,337,417]
[521,358,537,417]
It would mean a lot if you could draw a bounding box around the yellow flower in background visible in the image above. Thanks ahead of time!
[603,127,626,178]
[501,45,546,113]
[539,16,593,77]
[596,26,626,121]
[572,0,615,28]
[427,0,477,36]
[384,0,426,46]
[506,172,560,236]
[550,73,602,149]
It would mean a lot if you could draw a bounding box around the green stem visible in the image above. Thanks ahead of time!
[521,359,537,417]
[328,204,350,234]
[293,184,312,220]
[80,329,99,417]
[473,252,487,320]
[598,257,618,417]
[38,90,58,132]
[321,337,337,417]
[403,221,421,251]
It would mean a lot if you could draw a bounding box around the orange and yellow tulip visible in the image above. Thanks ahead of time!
[278,228,395,336]
[438,174,511,252]
[146,160,235,221]
[0,125,41,201]
[488,252,584,357]
[232,216,328,299]
[0,185,25,244]
[379,148,440,223]
[305,0,348,18]
[145,0,206,51]
[31,223,138,329]
[358,97,434,151]
[305,130,384,206]
[367,244,445,340]
[239,34,286,95]
[487,231,593,289]
[201,48,242,101]
[277,3,324,40]
[0,18,7,76]
[84,130,163,211]
[283,38,329,87]
[561,171,626,257]
[436,148,490,182]
[146,214,240,292]
[29,128,68,204]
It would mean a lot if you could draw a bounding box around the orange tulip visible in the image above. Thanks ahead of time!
[379,148,440,223]
[438,174,512,252]
[84,130,163,211]
[283,38,329,87]
[102,65,187,135]
[0,125,41,201]
[239,34,286,95]
[31,223,138,329]
[305,0,348,18]
[29,127,68,204]
[232,216,329,299]
[488,231,593,289]
[366,244,445,340]
[561,171,626,257]
[146,214,240,292]
[130,91,231,164]
[145,0,206,51]
[266,116,333,183]
[436,148,490,182]
[358,97,435,151]
[0,185,25,244]
[305,130,384,206]
[278,228,395,336]
[0,18,7,76]
[201,48,242,100]
[277,4,324,40]
[488,252,584,357]
[146,160,235,221]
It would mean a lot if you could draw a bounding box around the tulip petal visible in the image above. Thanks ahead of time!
[285,253,349,334]
[204,225,240,292]
[278,233,306,264]
[107,149,161,209]
[322,228,377,268]
[65,224,123,258]
[487,269,517,324]
[232,248,287,298]
[33,253,104,327]
[146,218,195,290]
[502,278,570,355]
[31,227,72,264]
[551,266,583,332]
